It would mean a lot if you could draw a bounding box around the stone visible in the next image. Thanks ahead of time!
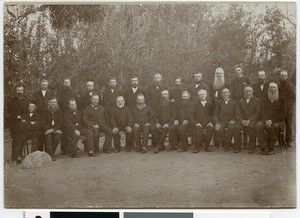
[22,151,52,168]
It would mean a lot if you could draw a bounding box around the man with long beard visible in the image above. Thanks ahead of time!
[177,91,197,152]
[153,89,178,153]
[42,97,63,161]
[253,71,269,101]
[64,99,96,158]
[111,96,134,152]
[170,77,184,106]
[210,67,230,102]
[256,83,287,155]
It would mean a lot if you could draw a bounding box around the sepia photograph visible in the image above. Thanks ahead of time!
[3,1,296,208]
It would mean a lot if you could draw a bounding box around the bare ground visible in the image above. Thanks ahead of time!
[3,130,296,209]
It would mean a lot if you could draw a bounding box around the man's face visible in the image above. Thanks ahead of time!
[234,67,243,77]
[41,81,48,90]
[215,70,223,79]
[69,100,77,110]
[244,87,253,99]
[49,99,58,108]
[137,96,145,104]
[280,71,288,81]
[109,79,117,88]
[198,90,207,101]
[269,84,278,94]
[194,73,203,83]
[221,89,230,100]
[181,92,189,101]
[16,87,24,95]
[154,74,162,83]
[116,97,125,108]
[91,96,99,106]
[161,90,169,98]
[87,81,94,92]
[63,79,71,88]
[28,103,36,113]
[258,71,266,80]
[175,79,182,86]
[131,78,139,88]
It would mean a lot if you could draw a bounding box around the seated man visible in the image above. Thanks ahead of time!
[83,94,113,154]
[256,83,287,155]
[111,96,134,153]
[235,85,261,154]
[17,101,41,164]
[213,88,237,151]
[193,89,214,153]
[131,94,157,154]
[42,97,63,161]
[153,89,178,154]
[64,99,96,157]
[177,91,197,152]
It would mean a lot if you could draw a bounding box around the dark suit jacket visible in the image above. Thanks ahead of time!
[213,99,237,124]
[187,82,210,102]
[79,91,101,111]
[31,89,55,113]
[230,75,252,102]
[83,105,108,128]
[279,81,295,114]
[41,109,64,131]
[124,87,146,108]
[20,112,41,133]
[7,96,28,121]
[131,105,154,126]
[103,88,123,113]
[253,81,269,101]
[154,101,177,126]
[194,101,214,126]
[64,109,84,137]
[111,106,134,129]
[261,96,287,123]
[178,100,196,126]
[146,84,167,112]
[170,86,184,106]
[235,97,260,124]
[56,88,79,112]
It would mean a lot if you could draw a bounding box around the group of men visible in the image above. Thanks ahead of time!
[7,64,295,164]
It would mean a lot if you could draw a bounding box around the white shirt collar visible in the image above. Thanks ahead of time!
[42,90,46,97]
[132,87,138,93]
[29,113,33,117]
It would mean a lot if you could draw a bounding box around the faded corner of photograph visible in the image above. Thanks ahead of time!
[3,2,296,209]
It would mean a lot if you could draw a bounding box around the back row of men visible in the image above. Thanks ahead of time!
[7,65,295,163]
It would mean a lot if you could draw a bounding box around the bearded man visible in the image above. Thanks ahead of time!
[253,71,269,101]
[152,89,178,153]
[255,83,287,155]
[42,97,63,161]
[210,67,230,102]
[111,96,134,152]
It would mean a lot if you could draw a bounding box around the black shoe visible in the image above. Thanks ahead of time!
[124,146,132,152]
[167,146,177,151]
[224,146,231,152]
[51,155,56,161]
[268,149,274,155]
[104,150,112,154]
[159,145,166,151]
[88,151,98,157]
[16,157,22,164]
[76,146,81,151]
[114,147,121,153]
[141,147,147,154]
[233,148,241,153]
[153,146,160,154]
[178,146,188,152]
[287,142,292,147]
[135,147,141,152]
[192,147,199,153]
[71,154,79,158]
[248,149,255,154]
[261,149,268,155]
[205,147,212,152]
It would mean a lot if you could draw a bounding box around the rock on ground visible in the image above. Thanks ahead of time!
[22,151,52,168]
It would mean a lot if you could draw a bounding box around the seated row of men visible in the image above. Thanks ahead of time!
[13,81,286,163]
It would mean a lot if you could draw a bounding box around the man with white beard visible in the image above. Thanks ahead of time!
[209,67,230,102]
[255,83,287,155]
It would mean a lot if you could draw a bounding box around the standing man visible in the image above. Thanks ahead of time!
[209,67,230,103]
[187,72,210,102]
[64,99,96,157]
[177,91,197,152]
[103,77,123,115]
[213,88,237,151]
[79,80,100,111]
[56,77,79,154]
[170,77,184,106]
[7,85,28,162]
[17,101,41,163]
[235,85,261,154]
[146,73,167,113]
[42,97,63,161]
[278,70,295,147]
[193,89,214,153]
[124,75,146,108]
[131,94,157,154]
[83,94,113,154]
[111,96,134,152]
[256,83,287,155]
[230,64,252,102]
[153,89,178,154]
[253,71,269,101]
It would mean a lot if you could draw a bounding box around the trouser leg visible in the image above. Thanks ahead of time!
[52,133,62,155]
[142,125,150,147]
[194,126,203,148]
[91,128,100,153]
[179,124,190,148]
[125,131,133,148]
[205,126,214,148]
[102,125,113,152]
[45,133,54,155]
[80,129,94,153]
[248,122,256,151]
[133,126,141,148]
[285,113,293,144]
[69,136,79,156]
[168,125,179,147]
[113,133,121,149]
[60,133,69,154]
[268,123,279,150]
[255,121,267,150]
[234,123,242,151]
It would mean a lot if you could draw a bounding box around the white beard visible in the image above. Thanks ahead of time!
[213,78,225,90]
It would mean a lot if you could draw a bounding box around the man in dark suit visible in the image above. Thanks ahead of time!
[7,85,28,162]
[279,70,295,147]
[153,89,178,154]
[253,71,269,101]
[177,91,197,152]
[170,77,184,107]
[111,96,134,152]
[209,67,230,103]
[124,75,146,108]
[103,77,123,116]
[83,93,113,154]
[64,99,96,157]
[213,88,237,151]
[230,64,252,102]
[79,81,100,111]
[235,85,261,154]
[131,94,157,154]
[146,73,167,114]
[41,97,63,161]
[256,83,287,155]
[193,89,214,153]
[17,101,41,163]
[187,72,210,102]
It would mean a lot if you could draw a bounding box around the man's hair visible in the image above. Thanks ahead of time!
[258,70,266,75]
[63,77,71,81]
[280,70,289,75]
[161,89,169,94]
[175,77,182,81]
[131,75,139,79]
[194,71,203,76]
[116,95,125,101]
[68,98,77,104]
[244,85,253,91]
[234,64,243,70]
[268,82,278,89]
[137,93,145,98]
[221,88,230,93]
[15,84,23,90]
[198,89,207,95]
[90,93,99,99]
[109,77,116,81]
[182,90,190,98]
